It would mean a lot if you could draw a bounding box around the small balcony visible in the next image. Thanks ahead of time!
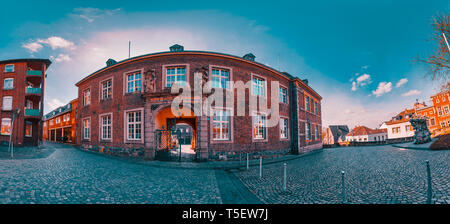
[25,87,41,95]
[24,109,41,117]
[26,70,43,76]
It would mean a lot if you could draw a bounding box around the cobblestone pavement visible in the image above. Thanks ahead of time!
[0,143,222,204]
[235,146,450,204]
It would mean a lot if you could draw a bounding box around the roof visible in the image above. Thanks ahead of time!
[328,125,349,142]
[43,102,73,121]
[74,50,322,99]
[347,126,387,137]
[385,108,415,125]
[0,58,51,67]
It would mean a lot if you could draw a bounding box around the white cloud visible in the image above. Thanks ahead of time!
[351,73,371,91]
[72,7,122,23]
[396,78,408,88]
[37,36,75,50]
[50,54,71,63]
[22,42,43,53]
[351,81,357,91]
[402,89,421,96]
[372,82,392,97]
[46,98,65,111]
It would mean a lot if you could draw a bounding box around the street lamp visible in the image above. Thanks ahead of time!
[9,108,21,159]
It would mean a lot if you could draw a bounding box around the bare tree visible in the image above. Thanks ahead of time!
[416,13,450,90]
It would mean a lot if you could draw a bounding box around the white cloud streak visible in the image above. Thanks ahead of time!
[402,89,421,96]
[372,82,392,97]
[395,78,408,88]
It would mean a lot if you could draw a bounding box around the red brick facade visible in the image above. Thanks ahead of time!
[43,99,78,144]
[0,59,50,146]
[75,47,322,160]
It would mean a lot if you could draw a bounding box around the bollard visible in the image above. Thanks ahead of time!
[259,156,262,179]
[246,153,249,170]
[341,171,346,204]
[283,163,287,192]
[426,160,432,204]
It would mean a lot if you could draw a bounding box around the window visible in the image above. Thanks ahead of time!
[26,100,33,109]
[436,99,440,103]
[1,118,11,135]
[63,114,70,122]
[280,118,289,139]
[314,102,318,114]
[315,125,319,140]
[252,76,266,97]
[443,97,446,102]
[101,79,112,100]
[305,96,310,111]
[430,118,435,126]
[25,122,32,137]
[166,67,185,87]
[305,122,311,140]
[56,117,60,124]
[50,120,54,125]
[211,68,230,89]
[2,96,12,111]
[3,78,13,90]
[127,110,142,140]
[212,109,231,140]
[100,114,112,140]
[279,86,288,104]
[4,64,14,73]
[441,122,446,128]
[83,89,91,106]
[253,113,266,139]
[83,118,90,140]
[444,106,449,114]
[437,107,442,116]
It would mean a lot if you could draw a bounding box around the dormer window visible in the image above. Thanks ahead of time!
[106,59,117,67]
[169,44,184,52]
[243,53,255,61]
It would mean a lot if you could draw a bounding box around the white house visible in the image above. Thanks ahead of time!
[346,126,388,142]
[385,108,415,140]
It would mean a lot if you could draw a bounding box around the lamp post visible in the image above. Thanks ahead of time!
[9,109,20,159]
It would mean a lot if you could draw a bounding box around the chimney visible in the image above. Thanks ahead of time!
[170,44,184,52]
[106,59,117,67]
[243,53,255,61]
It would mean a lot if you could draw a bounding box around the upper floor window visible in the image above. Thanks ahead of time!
[166,67,186,87]
[280,118,288,139]
[253,113,267,139]
[2,96,12,111]
[83,88,91,106]
[314,102,318,114]
[1,118,11,135]
[279,86,288,104]
[56,117,61,124]
[305,96,310,111]
[3,78,13,90]
[444,106,449,114]
[4,64,14,73]
[50,120,54,125]
[438,107,443,116]
[252,76,266,97]
[430,118,435,126]
[101,79,112,100]
[126,72,142,93]
[211,68,230,89]
[212,109,231,140]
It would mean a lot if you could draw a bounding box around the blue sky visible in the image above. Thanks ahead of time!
[1,0,448,128]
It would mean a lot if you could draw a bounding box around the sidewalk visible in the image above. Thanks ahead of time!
[0,145,55,160]
[392,138,437,150]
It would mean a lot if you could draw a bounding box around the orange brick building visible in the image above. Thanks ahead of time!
[43,99,78,144]
[429,90,450,136]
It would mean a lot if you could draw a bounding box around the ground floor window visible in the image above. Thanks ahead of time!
[126,110,142,140]
[100,114,112,140]
[253,113,266,139]
[315,125,319,140]
[1,118,11,135]
[305,122,311,140]
[280,118,288,139]
[212,109,230,140]
[25,121,32,137]
[83,118,90,140]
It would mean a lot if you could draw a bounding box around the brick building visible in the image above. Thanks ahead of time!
[0,59,51,146]
[75,45,322,160]
[43,99,78,144]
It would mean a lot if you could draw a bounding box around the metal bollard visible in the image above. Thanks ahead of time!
[426,160,432,204]
[341,171,346,204]
[259,156,262,179]
[283,163,287,192]
[247,153,249,170]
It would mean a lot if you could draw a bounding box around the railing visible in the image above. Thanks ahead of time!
[26,70,42,76]
[25,87,41,94]
[25,109,40,117]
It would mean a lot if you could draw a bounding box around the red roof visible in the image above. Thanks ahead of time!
[347,126,387,136]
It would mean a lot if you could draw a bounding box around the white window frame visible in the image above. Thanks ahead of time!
[99,113,112,141]
[280,117,289,139]
[3,78,13,90]
[252,111,267,140]
[305,122,311,140]
[165,66,187,87]
[211,68,230,89]
[125,109,143,142]
[101,78,113,100]
[251,74,266,97]
[2,96,12,111]
[125,71,142,93]
[1,118,11,136]
[212,108,231,140]
[4,64,14,73]
[83,117,91,140]
[305,96,310,111]
[279,86,288,104]
[83,88,91,106]
[315,125,319,140]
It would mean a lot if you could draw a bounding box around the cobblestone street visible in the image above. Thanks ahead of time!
[0,143,449,204]
[235,146,450,204]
